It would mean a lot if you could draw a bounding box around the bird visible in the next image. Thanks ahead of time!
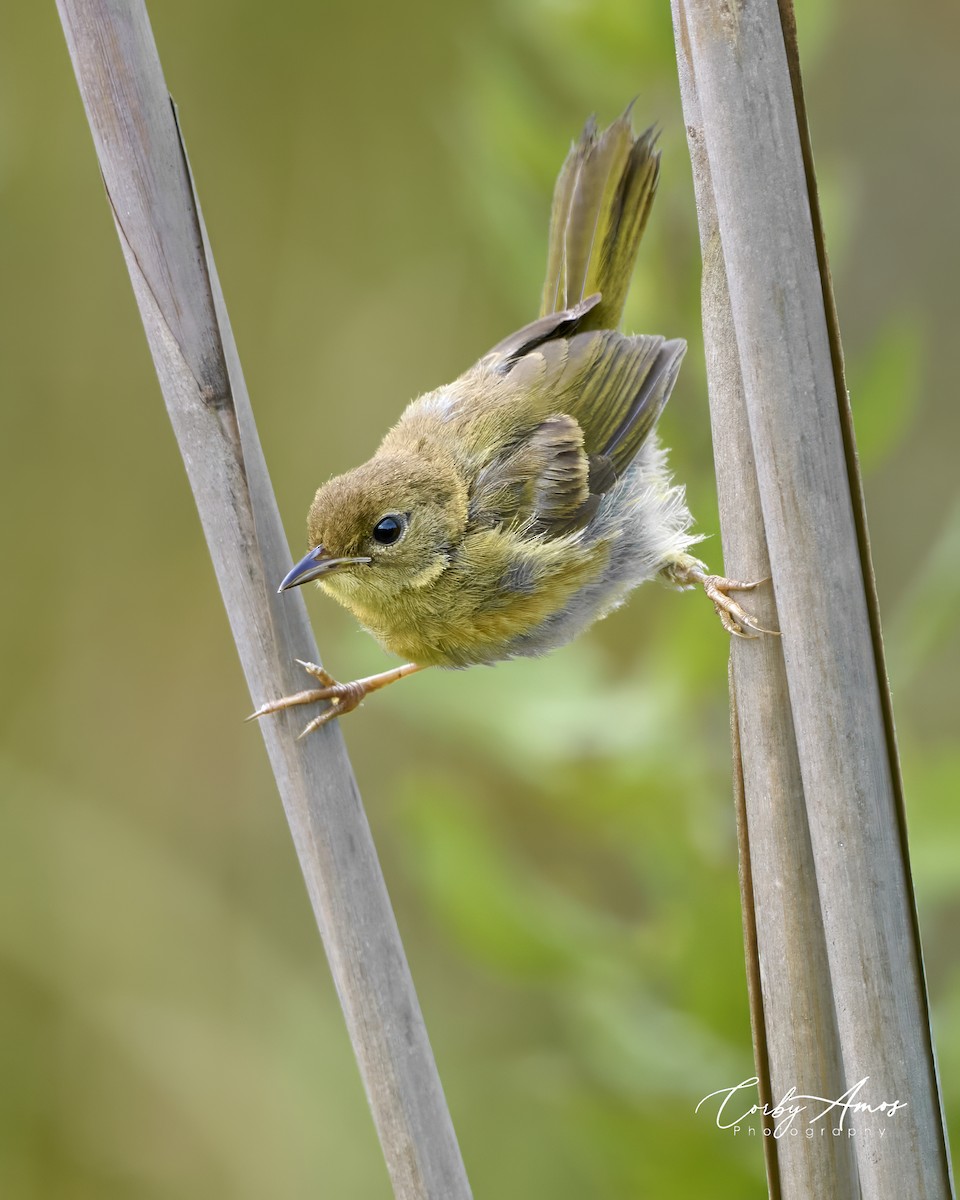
[251,109,765,737]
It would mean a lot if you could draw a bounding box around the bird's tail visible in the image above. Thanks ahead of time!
[540,111,659,331]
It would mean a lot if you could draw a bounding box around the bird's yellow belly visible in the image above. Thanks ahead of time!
[325,538,610,667]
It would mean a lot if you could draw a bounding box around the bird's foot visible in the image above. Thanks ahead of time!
[248,659,424,738]
[664,557,777,638]
[247,660,365,737]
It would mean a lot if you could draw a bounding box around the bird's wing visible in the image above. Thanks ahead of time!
[468,413,595,537]
[468,328,686,538]
[477,294,601,372]
[551,329,686,475]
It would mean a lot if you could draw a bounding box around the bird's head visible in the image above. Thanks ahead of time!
[278,454,469,602]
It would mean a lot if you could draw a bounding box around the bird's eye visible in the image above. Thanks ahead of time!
[372,514,405,545]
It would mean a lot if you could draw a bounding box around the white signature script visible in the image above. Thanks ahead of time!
[696,1076,907,1138]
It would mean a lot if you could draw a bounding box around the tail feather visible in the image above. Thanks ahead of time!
[540,112,660,332]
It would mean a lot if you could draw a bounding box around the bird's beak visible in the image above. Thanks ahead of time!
[277,546,372,593]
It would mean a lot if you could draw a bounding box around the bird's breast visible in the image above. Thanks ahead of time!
[326,529,611,668]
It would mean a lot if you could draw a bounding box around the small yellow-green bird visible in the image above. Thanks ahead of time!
[253,111,763,736]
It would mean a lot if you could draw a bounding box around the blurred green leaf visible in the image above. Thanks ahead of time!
[848,317,923,472]
[396,774,627,977]
[886,492,960,688]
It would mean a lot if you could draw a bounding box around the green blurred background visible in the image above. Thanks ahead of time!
[2,1,958,1196]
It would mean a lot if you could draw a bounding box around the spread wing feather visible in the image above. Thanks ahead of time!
[468,414,591,536]
[563,330,686,475]
[467,331,685,538]
[478,294,600,372]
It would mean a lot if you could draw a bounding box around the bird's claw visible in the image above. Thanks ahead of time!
[667,559,778,637]
[247,659,368,738]
[697,574,765,637]
[294,661,368,738]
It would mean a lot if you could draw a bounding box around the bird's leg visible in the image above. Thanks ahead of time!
[249,660,427,738]
[662,554,776,638]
